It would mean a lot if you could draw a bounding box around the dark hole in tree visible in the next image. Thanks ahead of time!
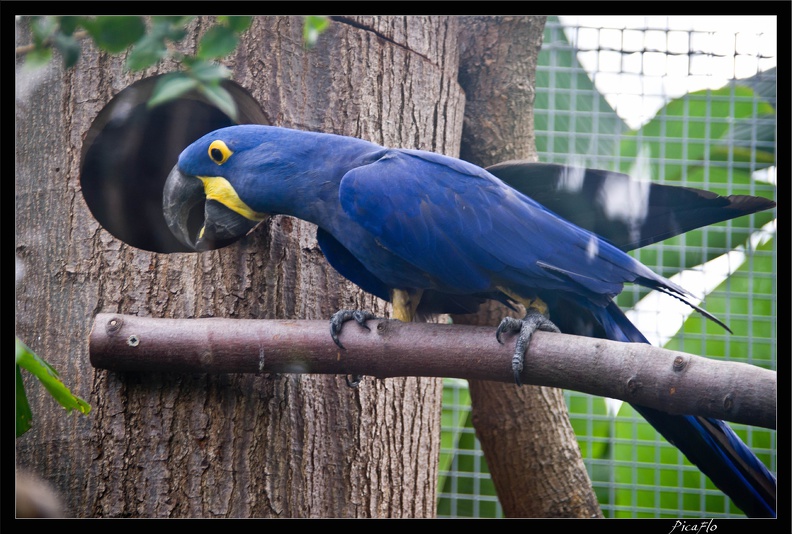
[80,75,267,253]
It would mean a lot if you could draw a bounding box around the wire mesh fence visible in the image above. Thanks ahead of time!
[437,15,777,519]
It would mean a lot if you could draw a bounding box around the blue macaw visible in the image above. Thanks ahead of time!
[163,124,776,517]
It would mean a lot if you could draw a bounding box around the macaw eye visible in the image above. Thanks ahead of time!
[208,140,233,165]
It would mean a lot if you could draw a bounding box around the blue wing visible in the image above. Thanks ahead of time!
[340,149,689,307]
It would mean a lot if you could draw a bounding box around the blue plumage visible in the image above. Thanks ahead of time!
[165,124,776,517]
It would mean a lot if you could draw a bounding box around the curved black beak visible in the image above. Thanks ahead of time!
[162,165,262,251]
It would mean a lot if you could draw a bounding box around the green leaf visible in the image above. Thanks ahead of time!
[218,15,253,33]
[198,82,238,121]
[30,16,58,47]
[127,32,168,71]
[438,379,471,490]
[709,119,776,169]
[197,25,239,60]
[127,17,194,71]
[664,233,776,370]
[16,338,91,420]
[735,67,776,108]
[52,33,82,69]
[151,16,192,41]
[534,18,628,163]
[82,16,146,54]
[612,404,712,517]
[151,15,194,26]
[57,15,83,36]
[437,379,500,517]
[611,401,773,517]
[619,86,776,182]
[148,73,199,108]
[23,47,53,70]
[303,16,331,48]
[567,395,611,459]
[16,365,33,437]
[187,60,232,83]
[610,82,776,289]
[166,26,188,42]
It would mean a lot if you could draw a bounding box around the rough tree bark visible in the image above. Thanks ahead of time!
[457,16,604,517]
[15,16,463,518]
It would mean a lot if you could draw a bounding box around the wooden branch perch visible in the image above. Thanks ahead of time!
[89,313,776,429]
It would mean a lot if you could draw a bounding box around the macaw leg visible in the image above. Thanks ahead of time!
[329,288,424,387]
[389,288,423,323]
[495,296,560,386]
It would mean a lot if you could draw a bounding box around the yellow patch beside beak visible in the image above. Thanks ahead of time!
[198,176,268,222]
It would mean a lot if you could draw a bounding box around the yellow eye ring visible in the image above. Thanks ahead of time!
[208,140,233,165]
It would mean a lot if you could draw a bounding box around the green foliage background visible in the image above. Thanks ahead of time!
[438,17,776,518]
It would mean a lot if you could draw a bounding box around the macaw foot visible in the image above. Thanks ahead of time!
[330,309,380,388]
[330,309,379,349]
[496,307,560,386]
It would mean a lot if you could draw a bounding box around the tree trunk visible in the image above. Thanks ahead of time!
[457,16,603,517]
[15,15,462,518]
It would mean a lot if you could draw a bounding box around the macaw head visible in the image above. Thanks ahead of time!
[163,125,270,251]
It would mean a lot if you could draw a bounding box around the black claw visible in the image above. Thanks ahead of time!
[330,309,378,349]
[496,308,560,386]
[496,316,523,344]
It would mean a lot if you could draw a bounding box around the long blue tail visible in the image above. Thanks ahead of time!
[594,301,776,517]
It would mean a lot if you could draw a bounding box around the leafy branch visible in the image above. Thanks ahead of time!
[17,16,333,121]
[16,338,91,438]
[19,16,259,121]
